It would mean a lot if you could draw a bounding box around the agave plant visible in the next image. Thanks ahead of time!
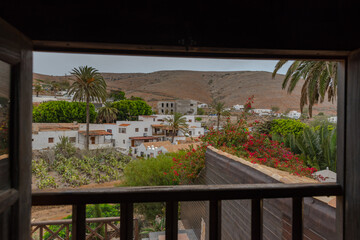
[273,124,337,171]
[295,125,337,171]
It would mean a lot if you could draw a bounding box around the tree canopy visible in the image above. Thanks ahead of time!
[109,90,126,101]
[97,102,119,123]
[33,101,97,123]
[272,60,337,117]
[111,100,153,121]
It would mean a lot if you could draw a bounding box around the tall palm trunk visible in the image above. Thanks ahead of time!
[171,128,175,143]
[217,113,221,130]
[86,96,90,150]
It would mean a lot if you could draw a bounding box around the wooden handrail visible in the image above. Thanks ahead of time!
[31,217,124,226]
[32,183,342,206]
[31,183,342,240]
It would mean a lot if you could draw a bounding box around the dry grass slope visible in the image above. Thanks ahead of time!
[33,70,337,114]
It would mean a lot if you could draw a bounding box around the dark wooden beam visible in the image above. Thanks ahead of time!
[337,61,346,240]
[344,48,360,239]
[32,40,349,60]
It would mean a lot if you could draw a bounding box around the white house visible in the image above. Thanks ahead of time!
[32,115,205,154]
[32,123,79,150]
[136,141,201,158]
[287,111,301,119]
[232,104,244,111]
[198,103,208,108]
[252,109,272,116]
[328,116,337,123]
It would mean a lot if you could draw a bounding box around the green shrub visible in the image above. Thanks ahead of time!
[195,117,202,121]
[33,101,97,123]
[270,119,306,136]
[55,136,76,158]
[123,153,183,186]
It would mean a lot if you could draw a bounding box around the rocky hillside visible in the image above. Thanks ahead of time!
[33,70,337,115]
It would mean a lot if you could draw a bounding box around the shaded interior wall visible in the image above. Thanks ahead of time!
[181,148,336,240]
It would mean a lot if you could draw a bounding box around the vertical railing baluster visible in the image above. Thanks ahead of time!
[134,219,139,240]
[66,224,70,240]
[72,204,86,240]
[209,200,222,240]
[166,201,178,240]
[251,198,263,240]
[39,226,43,240]
[292,197,303,240]
[120,202,133,240]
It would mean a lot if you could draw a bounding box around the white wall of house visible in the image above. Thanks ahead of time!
[287,111,301,119]
[32,115,205,152]
[328,116,337,123]
[77,134,113,150]
[32,130,78,150]
[115,121,154,151]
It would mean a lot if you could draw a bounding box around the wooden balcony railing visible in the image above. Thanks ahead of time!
[32,183,342,240]
[31,217,139,240]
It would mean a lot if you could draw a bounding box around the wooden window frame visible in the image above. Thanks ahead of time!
[29,40,358,239]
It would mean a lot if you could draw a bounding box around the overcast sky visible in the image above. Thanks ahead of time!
[33,52,292,76]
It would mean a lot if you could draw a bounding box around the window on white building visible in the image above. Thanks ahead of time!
[69,137,76,143]
[119,128,126,133]
[123,140,125,144]
[135,128,139,132]
[48,138,54,143]
[144,128,148,132]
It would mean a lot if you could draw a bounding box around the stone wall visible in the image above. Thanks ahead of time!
[181,147,336,240]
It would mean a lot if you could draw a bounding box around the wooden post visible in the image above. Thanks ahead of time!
[251,198,263,240]
[166,201,178,240]
[292,197,303,240]
[72,204,86,239]
[344,49,360,239]
[209,200,221,240]
[120,202,133,240]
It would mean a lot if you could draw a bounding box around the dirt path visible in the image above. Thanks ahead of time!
[31,180,123,222]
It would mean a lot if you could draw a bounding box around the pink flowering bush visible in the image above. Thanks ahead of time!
[202,120,317,178]
[165,118,317,184]
[166,144,207,184]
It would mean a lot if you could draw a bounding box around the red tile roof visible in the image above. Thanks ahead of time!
[129,136,162,140]
[78,130,112,136]
[119,124,131,126]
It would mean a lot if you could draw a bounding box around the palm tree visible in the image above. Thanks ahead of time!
[97,102,119,123]
[164,112,189,143]
[34,84,42,97]
[51,82,60,98]
[272,60,337,117]
[211,100,229,130]
[68,66,107,150]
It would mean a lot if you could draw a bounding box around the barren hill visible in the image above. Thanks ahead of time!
[33,70,337,115]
